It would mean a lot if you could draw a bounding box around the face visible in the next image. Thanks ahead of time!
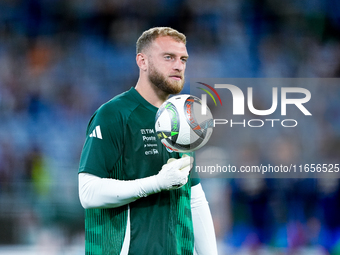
[146,36,188,95]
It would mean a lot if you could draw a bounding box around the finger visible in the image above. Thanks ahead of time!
[180,165,191,176]
[167,158,177,164]
[178,156,193,170]
[172,176,188,189]
[180,176,189,186]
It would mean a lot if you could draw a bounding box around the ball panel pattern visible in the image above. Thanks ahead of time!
[155,94,213,152]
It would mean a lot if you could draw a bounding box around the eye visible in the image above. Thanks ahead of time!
[164,55,173,60]
[181,58,188,63]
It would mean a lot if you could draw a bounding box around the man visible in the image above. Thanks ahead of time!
[78,27,218,255]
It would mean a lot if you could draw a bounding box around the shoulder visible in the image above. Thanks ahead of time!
[94,89,140,123]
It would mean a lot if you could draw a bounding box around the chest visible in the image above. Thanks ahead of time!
[122,110,177,180]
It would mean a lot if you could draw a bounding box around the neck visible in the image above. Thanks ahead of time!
[135,77,169,108]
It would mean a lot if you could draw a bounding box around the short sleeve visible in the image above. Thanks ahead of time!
[78,105,125,178]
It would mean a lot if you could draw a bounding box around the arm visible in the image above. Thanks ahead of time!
[79,173,158,208]
[191,184,218,255]
[79,156,192,209]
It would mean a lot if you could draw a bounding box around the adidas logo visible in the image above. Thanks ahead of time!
[89,125,102,139]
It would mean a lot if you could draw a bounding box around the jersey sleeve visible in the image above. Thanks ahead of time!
[78,105,125,178]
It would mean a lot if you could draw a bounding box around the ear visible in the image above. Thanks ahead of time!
[136,53,148,71]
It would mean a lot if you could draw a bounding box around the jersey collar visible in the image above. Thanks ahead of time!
[129,87,159,113]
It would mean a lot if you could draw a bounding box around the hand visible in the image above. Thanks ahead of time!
[155,156,192,190]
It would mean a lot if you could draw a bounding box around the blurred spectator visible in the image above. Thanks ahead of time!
[0,0,339,253]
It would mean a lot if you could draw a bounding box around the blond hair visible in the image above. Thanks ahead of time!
[136,27,186,54]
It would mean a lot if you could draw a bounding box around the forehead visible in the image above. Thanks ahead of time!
[149,36,188,56]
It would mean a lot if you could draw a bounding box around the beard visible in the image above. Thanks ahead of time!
[148,62,184,95]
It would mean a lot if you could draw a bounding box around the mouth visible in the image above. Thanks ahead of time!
[169,75,182,81]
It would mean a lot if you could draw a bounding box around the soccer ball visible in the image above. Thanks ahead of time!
[155,94,213,153]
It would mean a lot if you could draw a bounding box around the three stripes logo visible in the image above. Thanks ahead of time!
[197,82,223,106]
[89,125,102,139]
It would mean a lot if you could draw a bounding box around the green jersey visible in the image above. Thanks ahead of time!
[79,87,199,255]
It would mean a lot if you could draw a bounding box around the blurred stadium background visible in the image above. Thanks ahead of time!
[0,0,339,254]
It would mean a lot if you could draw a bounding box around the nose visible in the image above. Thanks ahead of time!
[173,58,185,72]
